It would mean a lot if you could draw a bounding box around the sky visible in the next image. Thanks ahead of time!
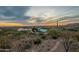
[26,6,79,16]
[0,6,79,26]
[0,6,79,16]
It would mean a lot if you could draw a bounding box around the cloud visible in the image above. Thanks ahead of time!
[25,6,56,17]
[0,6,30,16]
[0,6,79,25]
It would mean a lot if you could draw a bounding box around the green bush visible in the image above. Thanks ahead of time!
[48,29,61,39]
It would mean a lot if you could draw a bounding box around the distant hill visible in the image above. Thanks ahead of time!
[63,23,79,29]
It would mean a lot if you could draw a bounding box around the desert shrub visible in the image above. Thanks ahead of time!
[47,29,61,39]
[73,32,79,42]
[14,44,25,52]
[39,32,44,36]
[29,32,36,36]
[60,31,77,52]
[38,32,47,39]
[1,29,17,34]
[0,44,11,49]
[18,30,30,34]
[66,28,78,31]
[24,43,32,49]
[40,35,46,39]
[60,31,73,39]
[0,38,11,49]
[69,42,79,52]
[34,39,42,45]
[20,40,32,49]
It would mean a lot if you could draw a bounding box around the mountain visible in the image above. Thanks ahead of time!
[63,23,79,29]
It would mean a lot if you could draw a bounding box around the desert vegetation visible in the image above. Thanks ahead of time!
[0,27,79,52]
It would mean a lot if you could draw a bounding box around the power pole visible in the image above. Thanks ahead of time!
[57,19,58,28]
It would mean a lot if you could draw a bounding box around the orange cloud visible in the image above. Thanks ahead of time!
[0,23,24,26]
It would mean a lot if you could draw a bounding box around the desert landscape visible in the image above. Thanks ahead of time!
[0,6,79,52]
[0,25,79,52]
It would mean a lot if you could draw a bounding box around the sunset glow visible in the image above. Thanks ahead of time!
[0,6,79,26]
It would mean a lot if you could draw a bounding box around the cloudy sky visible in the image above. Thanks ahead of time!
[0,6,79,26]
[0,6,79,16]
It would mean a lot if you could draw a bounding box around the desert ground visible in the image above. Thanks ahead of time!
[0,26,79,52]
